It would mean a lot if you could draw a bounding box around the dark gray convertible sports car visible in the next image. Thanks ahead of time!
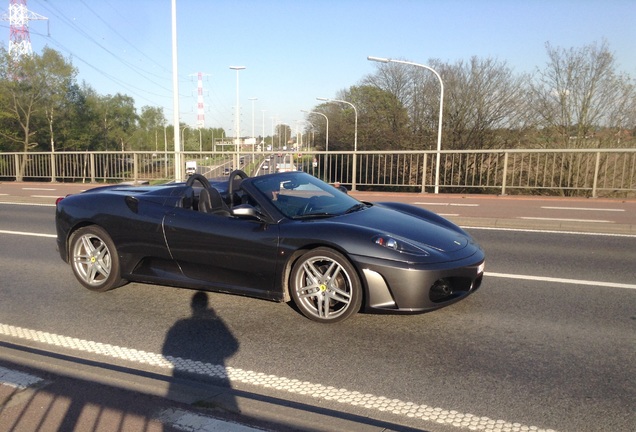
[55,170,485,323]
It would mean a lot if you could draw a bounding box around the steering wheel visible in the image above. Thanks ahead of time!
[185,173,212,190]
[227,169,249,208]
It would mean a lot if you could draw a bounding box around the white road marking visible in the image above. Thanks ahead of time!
[519,217,612,223]
[541,206,625,212]
[0,202,55,207]
[414,202,479,206]
[464,226,636,238]
[0,323,556,432]
[22,187,56,191]
[0,229,56,238]
[485,272,636,290]
[30,195,60,199]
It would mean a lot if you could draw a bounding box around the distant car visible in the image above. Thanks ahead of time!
[262,163,269,171]
[223,167,231,175]
[276,163,297,173]
[185,161,197,176]
[55,171,484,323]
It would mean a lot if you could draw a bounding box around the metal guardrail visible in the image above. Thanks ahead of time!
[1,149,635,197]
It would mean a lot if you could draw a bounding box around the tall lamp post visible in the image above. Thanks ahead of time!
[261,110,266,152]
[230,66,245,168]
[171,0,182,180]
[249,97,258,140]
[249,97,258,164]
[301,109,329,180]
[180,126,189,150]
[316,97,358,190]
[368,56,444,194]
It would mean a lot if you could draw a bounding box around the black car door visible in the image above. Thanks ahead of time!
[162,208,282,300]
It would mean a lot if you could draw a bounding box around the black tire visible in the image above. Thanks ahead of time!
[69,226,125,292]
[290,247,362,323]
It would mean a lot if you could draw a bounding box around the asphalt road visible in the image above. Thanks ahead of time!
[0,183,635,432]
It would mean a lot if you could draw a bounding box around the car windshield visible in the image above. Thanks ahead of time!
[252,172,364,219]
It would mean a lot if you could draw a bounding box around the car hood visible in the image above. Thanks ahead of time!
[337,204,470,253]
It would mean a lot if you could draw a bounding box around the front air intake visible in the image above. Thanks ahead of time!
[429,277,474,303]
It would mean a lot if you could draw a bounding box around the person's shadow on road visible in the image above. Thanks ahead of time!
[162,291,239,413]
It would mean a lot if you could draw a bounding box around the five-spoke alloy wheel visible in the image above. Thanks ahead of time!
[290,247,362,323]
[70,226,124,292]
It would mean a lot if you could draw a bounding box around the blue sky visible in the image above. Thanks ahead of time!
[7,0,636,135]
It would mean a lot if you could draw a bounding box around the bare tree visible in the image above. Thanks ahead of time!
[364,57,531,151]
[530,40,634,148]
[437,57,531,150]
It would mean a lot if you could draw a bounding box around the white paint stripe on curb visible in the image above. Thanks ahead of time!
[0,323,557,432]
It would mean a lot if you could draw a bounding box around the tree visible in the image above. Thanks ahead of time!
[339,85,409,151]
[364,57,531,151]
[274,124,291,149]
[530,40,635,148]
[56,83,102,151]
[95,93,138,151]
[363,61,435,149]
[41,48,78,154]
[0,47,76,153]
[133,106,166,151]
[440,57,531,150]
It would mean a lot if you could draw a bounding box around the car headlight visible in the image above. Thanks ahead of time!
[373,235,429,256]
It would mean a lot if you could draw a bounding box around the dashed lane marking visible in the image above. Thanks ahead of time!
[0,323,557,432]
[21,187,56,191]
[519,217,611,223]
[541,206,625,212]
[414,202,479,206]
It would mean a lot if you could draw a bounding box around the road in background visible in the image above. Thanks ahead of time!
[2,180,635,234]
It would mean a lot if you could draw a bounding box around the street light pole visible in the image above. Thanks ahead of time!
[301,109,329,180]
[230,66,245,169]
[368,56,444,194]
[249,97,258,140]
[171,0,182,181]
[261,110,266,152]
[316,97,357,190]
[249,97,257,164]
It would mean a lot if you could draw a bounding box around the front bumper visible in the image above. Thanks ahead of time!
[352,252,485,313]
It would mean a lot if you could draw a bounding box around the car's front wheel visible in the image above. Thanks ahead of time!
[290,248,362,323]
[69,226,125,292]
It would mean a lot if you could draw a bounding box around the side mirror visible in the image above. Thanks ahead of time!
[232,204,266,221]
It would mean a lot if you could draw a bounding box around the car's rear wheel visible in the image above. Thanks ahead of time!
[69,226,124,292]
[290,248,362,323]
